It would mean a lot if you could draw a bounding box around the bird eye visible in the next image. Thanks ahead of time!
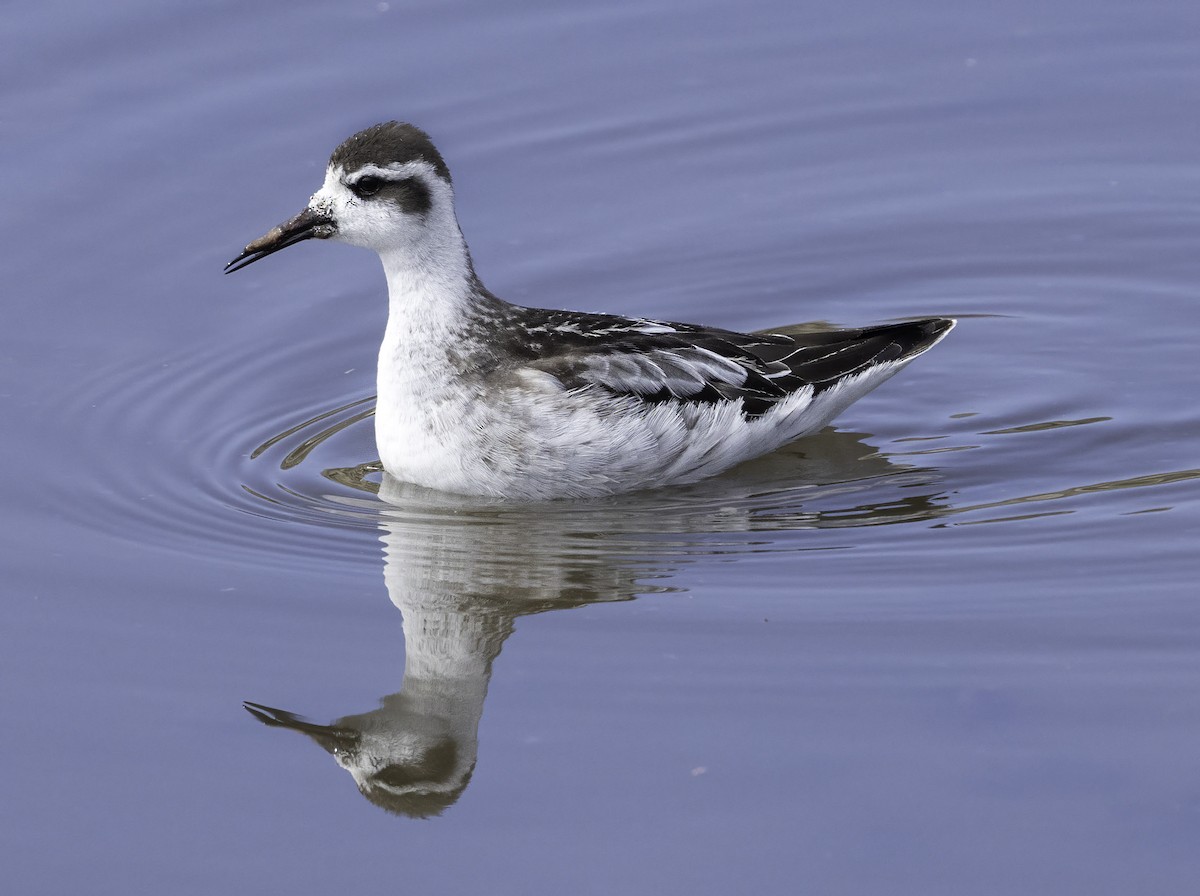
[351,175,383,198]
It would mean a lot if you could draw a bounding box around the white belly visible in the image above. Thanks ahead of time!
[374,358,909,500]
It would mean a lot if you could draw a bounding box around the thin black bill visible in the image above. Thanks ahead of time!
[224,206,335,274]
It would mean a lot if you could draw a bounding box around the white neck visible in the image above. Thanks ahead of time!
[378,217,479,334]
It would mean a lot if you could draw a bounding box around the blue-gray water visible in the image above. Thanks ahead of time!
[4,1,1200,893]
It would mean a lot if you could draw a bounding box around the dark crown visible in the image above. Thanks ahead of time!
[329,121,452,183]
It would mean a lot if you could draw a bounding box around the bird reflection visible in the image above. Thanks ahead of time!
[245,428,950,816]
[244,600,503,817]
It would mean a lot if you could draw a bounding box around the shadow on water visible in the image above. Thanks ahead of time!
[243,459,943,818]
[241,402,959,816]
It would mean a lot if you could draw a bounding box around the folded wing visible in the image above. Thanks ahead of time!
[523,315,953,418]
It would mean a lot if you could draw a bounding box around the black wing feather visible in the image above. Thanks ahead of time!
[509,308,952,419]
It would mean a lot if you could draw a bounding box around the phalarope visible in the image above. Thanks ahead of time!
[227,122,953,500]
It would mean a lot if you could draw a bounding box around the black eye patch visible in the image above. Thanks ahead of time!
[348,174,432,214]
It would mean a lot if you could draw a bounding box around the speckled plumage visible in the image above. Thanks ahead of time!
[228,122,954,499]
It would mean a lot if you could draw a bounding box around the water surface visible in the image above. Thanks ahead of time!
[3,0,1199,893]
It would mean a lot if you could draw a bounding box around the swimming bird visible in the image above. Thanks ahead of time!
[227,122,953,500]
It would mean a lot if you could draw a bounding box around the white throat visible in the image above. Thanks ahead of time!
[378,221,476,329]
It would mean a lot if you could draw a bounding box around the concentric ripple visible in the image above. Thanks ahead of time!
[57,316,961,573]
